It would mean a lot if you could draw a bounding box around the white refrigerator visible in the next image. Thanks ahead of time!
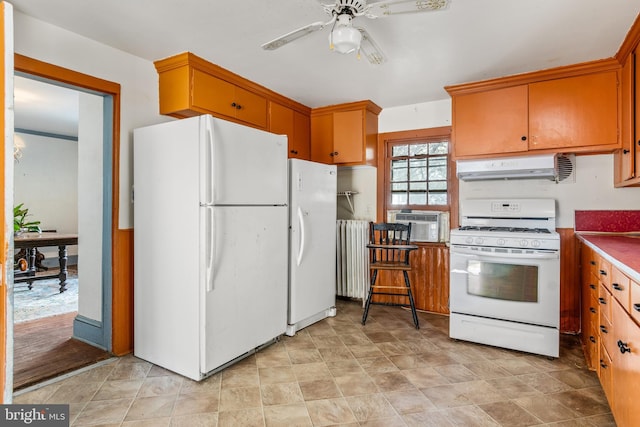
[286,159,337,336]
[133,115,289,381]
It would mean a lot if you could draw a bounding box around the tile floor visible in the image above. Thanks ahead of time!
[13,300,615,426]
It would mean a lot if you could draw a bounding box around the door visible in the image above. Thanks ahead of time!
[208,116,288,205]
[288,160,336,324]
[203,205,288,374]
[0,1,13,401]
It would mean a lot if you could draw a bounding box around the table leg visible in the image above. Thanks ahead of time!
[58,245,68,293]
[27,247,36,290]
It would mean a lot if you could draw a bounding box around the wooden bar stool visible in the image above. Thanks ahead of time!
[361,222,420,329]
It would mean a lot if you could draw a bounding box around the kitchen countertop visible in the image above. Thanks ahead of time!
[577,233,640,283]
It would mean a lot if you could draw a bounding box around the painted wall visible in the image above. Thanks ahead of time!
[13,11,171,230]
[13,133,78,236]
[460,155,640,228]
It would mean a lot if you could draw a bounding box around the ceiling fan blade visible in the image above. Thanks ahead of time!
[365,0,449,18]
[261,19,333,50]
[356,28,386,65]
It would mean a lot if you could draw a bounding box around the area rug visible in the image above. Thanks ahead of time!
[13,273,78,323]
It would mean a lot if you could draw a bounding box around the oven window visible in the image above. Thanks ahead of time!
[467,261,538,302]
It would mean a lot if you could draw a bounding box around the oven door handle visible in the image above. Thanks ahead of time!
[450,247,559,260]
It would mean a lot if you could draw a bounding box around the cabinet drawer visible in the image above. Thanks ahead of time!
[598,258,612,290]
[599,303,615,356]
[611,267,631,311]
[598,342,613,406]
[631,279,640,324]
[599,284,612,323]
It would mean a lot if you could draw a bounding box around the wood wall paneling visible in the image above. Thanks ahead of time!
[559,228,580,334]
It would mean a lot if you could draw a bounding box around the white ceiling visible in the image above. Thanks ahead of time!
[9,0,640,135]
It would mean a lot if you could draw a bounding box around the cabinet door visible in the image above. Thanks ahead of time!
[529,72,618,150]
[452,85,528,157]
[617,52,635,183]
[333,109,364,164]
[311,114,334,164]
[635,44,640,179]
[192,69,237,118]
[612,299,640,427]
[269,102,295,154]
[292,111,310,160]
[235,86,267,128]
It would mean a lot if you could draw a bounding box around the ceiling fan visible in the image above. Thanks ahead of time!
[261,0,450,65]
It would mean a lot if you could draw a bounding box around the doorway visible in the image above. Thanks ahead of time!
[6,53,132,400]
[12,74,113,390]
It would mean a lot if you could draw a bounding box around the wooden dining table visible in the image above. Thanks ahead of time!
[14,232,78,293]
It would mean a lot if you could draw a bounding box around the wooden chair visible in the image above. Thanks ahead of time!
[361,222,420,329]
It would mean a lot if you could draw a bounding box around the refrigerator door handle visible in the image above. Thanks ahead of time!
[206,206,215,292]
[204,117,215,205]
[296,207,305,266]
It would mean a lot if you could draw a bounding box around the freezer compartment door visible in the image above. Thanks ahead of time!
[204,116,288,206]
[201,205,288,374]
[288,159,337,325]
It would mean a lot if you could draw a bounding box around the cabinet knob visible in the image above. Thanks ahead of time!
[329,151,339,157]
[633,303,640,312]
[612,283,623,291]
[600,325,608,334]
[618,340,631,354]
[600,360,608,369]
[290,150,298,155]
[230,102,242,110]
[589,307,596,314]
[589,335,596,343]
[599,269,607,276]
[589,284,596,290]
[521,136,527,141]
[623,149,630,154]
[598,297,606,305]
[231,102,237,108]
[590,261,596,266]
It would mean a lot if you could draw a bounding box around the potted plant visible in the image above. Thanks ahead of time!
[13,203,41,235]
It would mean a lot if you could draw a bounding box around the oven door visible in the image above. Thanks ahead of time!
[449,245,560,328]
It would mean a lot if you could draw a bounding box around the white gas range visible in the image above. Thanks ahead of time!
[449,198,561,358]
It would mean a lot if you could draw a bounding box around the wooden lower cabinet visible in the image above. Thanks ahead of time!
[580,239,640,427]
[610,298,640,427]
[369,244,449,315]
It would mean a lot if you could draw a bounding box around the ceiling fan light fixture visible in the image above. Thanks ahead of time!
[330,14,362,54]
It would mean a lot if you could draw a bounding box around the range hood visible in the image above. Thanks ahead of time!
[456,154,559,181]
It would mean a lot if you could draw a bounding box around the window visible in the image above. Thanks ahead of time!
[389,140,449,207]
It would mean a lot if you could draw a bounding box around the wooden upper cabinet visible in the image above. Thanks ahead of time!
[453,85,528,157]
[310,100,381,166]
[269,101,310,159]
[529,71,618,150]
[446,60,621,160]
[616,52,636,185]
[155,52,309,133]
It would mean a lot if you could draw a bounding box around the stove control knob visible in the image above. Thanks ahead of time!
[520,240,529,247]
[465,237,474,244]
[531,240,541,248]
[475,237,484,245]
[497,238,506,246]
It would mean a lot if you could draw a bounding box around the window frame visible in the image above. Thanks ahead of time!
[376,126,458,228]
